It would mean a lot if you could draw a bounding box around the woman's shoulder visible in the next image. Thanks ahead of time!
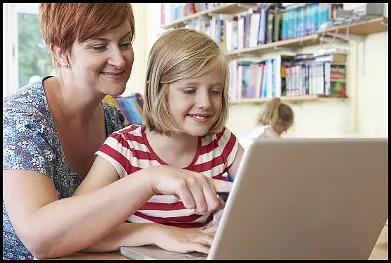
[4,81,47,115]
[3,81,53,130]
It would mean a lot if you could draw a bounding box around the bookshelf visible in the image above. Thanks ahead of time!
[227,17,388,58]
[160,4,388,105]
[319,17,388,36]
[229,94,348,105]
[161,3,248,29]
[230,95,318,105]
[226,35,319,58]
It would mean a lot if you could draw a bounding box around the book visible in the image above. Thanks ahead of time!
[329,64,347,97]
[105,93,144,126]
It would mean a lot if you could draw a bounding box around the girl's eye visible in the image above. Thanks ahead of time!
[183,89,196,94]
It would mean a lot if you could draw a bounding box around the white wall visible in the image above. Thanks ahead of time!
[356,32,388,137]
[123,4,148,96]
[134,4,388,138]
[124,3,162,96]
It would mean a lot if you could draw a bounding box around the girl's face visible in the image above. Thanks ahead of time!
[167,64,225,137]
[274,120,288,136]
[68,20,134,97]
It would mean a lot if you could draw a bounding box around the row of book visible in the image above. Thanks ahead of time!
[160,3,222,26]
[236,3,343,50]
[104,93,144,126]
[168,3,343,52]
[229,52,347,100]
[178,16,227,52]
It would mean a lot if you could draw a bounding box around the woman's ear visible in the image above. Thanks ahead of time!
[49,44,69,67]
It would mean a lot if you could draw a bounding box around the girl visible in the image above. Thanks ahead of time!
[240,98,295,148]
[76,28,244,254]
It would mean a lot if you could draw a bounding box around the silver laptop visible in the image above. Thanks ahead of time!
[121,138,388,260]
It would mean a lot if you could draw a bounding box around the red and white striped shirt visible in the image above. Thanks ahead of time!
[97,124,238,228]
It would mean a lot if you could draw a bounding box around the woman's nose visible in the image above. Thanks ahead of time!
[108,48,126,68]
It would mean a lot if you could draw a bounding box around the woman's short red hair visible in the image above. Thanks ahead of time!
[39,3,135,67]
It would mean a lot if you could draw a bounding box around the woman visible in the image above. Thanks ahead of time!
[3,4,230,260]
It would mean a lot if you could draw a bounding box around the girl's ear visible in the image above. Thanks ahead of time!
[49,44,69,67]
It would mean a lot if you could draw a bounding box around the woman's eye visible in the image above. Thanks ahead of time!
[211,89,223,95]
[120,42,132,49]
[91,45,107,51]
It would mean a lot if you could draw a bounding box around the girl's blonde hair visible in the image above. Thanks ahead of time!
[143,28,229,136]
[257,98,294,130]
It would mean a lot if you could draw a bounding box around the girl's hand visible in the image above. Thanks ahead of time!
[147,166,232,215]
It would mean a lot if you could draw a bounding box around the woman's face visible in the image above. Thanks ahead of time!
[67,20,134,97]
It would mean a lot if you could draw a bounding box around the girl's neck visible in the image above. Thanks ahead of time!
[145,127,199,167]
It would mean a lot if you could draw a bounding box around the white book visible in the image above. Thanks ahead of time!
[231,19,238,51]
[237,16,245,50]
[249,13,261,48]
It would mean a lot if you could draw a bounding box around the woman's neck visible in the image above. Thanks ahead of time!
[46,75,104,126]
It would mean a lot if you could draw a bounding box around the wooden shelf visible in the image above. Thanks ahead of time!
[319,17,388,36]
[226,35,320,58]
[229,95,348,105]
[226,17,388,58]
[161,3,248,29]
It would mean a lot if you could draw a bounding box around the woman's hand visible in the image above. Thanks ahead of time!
[146,166,232,215]
[153,224,217,254]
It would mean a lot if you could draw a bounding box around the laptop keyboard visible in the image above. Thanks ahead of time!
[170,251,207,259]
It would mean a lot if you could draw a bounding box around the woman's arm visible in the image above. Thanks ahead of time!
[81,223,159,252]
[3,159,153,259]
[83,222,215,255]
[4,156,230,259]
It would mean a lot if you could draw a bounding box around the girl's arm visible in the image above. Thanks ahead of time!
[227,143,244,180]
[76,156,231,255]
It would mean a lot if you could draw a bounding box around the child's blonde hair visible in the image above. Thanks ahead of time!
[143,28,229,136]
[257,98,294,130]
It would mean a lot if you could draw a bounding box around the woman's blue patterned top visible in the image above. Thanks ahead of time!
[3,77,125,260]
